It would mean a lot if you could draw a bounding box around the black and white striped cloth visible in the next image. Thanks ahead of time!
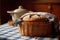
[0,23,59,40]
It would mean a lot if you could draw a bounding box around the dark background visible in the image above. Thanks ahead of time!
[0,0,60,24]
[0,0,20,24]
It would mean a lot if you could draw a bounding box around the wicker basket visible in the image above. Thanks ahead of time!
[18,22,53,37]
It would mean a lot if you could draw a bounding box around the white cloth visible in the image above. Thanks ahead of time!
[20,12,56,22]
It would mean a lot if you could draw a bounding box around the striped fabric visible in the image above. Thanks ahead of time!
[0,23,59,40]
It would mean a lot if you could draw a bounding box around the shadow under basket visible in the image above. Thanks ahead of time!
[18,22,55,37]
